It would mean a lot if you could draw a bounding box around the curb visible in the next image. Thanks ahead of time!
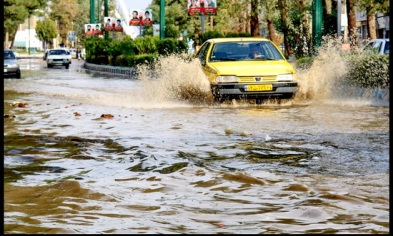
[83,62,138,78]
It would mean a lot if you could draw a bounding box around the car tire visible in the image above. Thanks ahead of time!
[65,64,69,69]
[211,86,228,103]
[47,64,52,68]
[16,71,21,79]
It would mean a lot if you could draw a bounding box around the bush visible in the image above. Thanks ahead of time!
[295,57,314,70]
[346,54,389,88]
[132,36,157,54]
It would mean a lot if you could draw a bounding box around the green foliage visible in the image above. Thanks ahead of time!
[224,32,252,37]
[200,31,224,43]
[346,54,389,88]
[108,36,136,59]
[295,57,314,70]
[156,39,178,56]
[35,19,57,46]
[125,54,156,67]
[84,37,111,63]
[4,0,46,45]
[164,24,180,39]
[198,31,252,45]
[133,36,158,54]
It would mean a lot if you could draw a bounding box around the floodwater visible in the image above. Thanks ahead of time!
[3,50,389,234]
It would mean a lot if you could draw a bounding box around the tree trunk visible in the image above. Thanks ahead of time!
[346,0,358,47]
[299,0,311,56]
[250,0,260,36]
[367,10,377,40]
[278,0,293,56]
[5,30,9,49]
[267,19,276,41]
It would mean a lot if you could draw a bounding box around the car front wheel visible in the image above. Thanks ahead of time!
[65,64,69,69]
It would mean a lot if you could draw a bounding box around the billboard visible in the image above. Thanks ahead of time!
[129,9,153,26]
[188,0,217,16]
[85,24,102,35]
[104,17,124,32]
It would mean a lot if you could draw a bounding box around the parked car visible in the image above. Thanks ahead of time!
[46,48,72,69]
[195,37,298,103]
[364,38,389,55]
[4,49,21,79]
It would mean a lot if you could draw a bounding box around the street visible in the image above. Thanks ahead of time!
[4,57,390,234]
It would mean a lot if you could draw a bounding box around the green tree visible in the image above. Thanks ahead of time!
[346,0,359,47]
[357,0,390,40]
[49,0,80,46]
[35,18,58,49]
[4,0,46,49]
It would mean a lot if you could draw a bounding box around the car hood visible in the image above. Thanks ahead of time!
[4,58,18,65]
[47,55,69,59]
[208,60,296,76]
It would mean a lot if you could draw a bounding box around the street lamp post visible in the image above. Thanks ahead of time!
[28,15,30,55]
[160,0,165,39]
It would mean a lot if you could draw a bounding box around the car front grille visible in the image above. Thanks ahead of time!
[238,76,276,82]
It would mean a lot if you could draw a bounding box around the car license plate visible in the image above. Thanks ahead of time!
[4,69,7,72]
[245,84,272,91]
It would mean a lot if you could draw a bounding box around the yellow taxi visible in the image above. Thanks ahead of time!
[195,38,298,103]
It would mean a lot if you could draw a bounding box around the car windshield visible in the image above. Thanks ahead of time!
[209,41,285,62]
[49,50,67,55]
[4,51,15,59]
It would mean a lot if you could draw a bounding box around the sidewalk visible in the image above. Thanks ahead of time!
[16,52,44,59]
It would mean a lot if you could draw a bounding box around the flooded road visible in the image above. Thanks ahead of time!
[4,55,389,234]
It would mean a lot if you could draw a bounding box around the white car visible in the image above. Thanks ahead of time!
[364,38,389,55]
[46,48,72,69]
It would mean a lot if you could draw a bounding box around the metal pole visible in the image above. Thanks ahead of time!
[90,0,95,23]
[160,0,165,40]
[337,0,341,37]
[96,0,100,23]
[201,13,205,34]
[28,15,30,54]
[312,0,322,49]
[104,0,108,39]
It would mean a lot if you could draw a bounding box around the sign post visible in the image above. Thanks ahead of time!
[160,0,165,40]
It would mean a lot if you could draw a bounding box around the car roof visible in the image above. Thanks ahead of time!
[369,38,389,42]
[49,48,69,51]
[206,37,272,43]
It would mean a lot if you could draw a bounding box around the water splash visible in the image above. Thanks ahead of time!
[136,54,214,105]
[134,43,388,107]
[294,37,389,106]
[294,37,349,101]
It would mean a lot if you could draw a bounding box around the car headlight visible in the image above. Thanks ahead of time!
[214,75,238,83]
[276,74,294,81]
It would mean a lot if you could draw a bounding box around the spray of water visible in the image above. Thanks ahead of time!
[295,36,389,107]
[136,54,215,105]
[134,40,388,107]
[294,37,350,101]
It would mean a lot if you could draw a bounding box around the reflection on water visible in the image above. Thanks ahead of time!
[3,44,389,233]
